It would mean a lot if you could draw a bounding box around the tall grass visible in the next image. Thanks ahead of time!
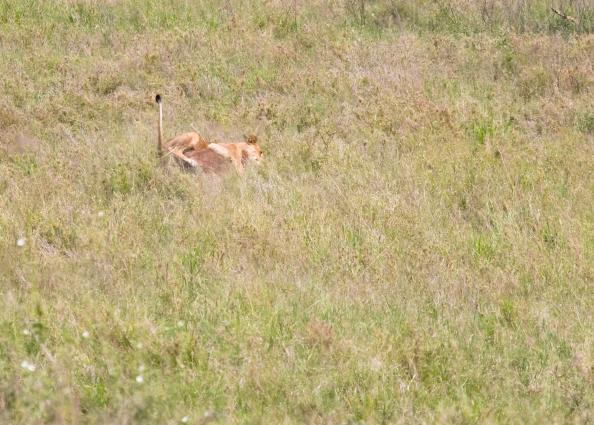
[348,0,594,33]
[1,1,592,423]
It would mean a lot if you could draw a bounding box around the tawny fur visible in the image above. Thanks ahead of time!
[207,138,262,174]
[184,147,233,175]
[155,94,262,174]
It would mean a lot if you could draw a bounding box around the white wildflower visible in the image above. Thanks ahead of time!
[22,329,31,336]
[20,360,36,372]
[135,375,144,384]
[16,238,26,247]
[181,416,189,423]
[82,330,90,339]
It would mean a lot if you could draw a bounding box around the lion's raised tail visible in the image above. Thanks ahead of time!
[155,94,164,158]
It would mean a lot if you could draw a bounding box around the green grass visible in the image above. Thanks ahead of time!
[1,1,593,423]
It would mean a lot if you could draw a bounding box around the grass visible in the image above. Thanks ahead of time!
[0,1,593,423]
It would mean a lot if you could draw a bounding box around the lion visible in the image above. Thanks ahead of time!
[155,94,262,174]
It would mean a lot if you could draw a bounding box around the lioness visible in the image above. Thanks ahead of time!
[156,94,262,174]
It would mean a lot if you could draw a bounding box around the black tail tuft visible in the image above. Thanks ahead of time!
[155,94,162,104]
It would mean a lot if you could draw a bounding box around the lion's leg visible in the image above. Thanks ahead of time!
[168,147,198,167]
[231,157,244,173]
[208,143,243,173]
[165,133,204,167]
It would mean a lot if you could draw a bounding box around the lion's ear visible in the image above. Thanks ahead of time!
[244,134,258,144]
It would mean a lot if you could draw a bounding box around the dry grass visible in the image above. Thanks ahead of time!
[1,1,593,424]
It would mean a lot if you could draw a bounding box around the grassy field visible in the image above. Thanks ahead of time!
[0,1,593,423]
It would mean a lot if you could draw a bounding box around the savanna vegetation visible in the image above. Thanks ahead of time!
[0,1,593,423]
